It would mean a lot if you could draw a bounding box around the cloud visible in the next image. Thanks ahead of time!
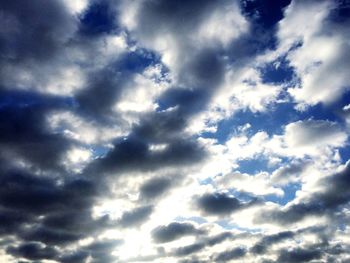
[212,247,247,262]
[256,161,350,225]
[283,119,347,154]
[277,248,322,263]
[195,192,258,216]
[250,230,294,254]
[151,222,204,243]
[215,172,283,197]
[6,242,59,261]
[118,205,154,228]
[276,0,350,108]
[0,97,74,172]
[171,231,234,258]
[139,176,173,200]
[1,0,350,262]
[87,135,207,177]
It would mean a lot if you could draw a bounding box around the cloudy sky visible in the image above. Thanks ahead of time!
[1,0,350,262]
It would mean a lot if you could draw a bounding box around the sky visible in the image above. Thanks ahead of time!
[0,0,350,262]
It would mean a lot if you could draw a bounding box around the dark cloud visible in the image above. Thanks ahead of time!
[152,222,204,243]
[125,230,233,261]
[136,0,217,38]
[196,193,258,216]
[174,243,206,257]
[169,231,234,258]
[19,226,83,246]
[139,176,173,200]
[213,247,247,262]
[0,0,75,63]
[118,205,153,227]
[60,251,90,263]
[6,242,59,261]
[184,48,225,86]
[152,49,225,126]
[74,47,159,120]
[257,162,350,225]
[75,67,131,121]
[84,239,122,263]
[0,100,73,171]
[88,135,206,176]
[59,239,122,263]
[0,209,31,236]
[0,167,118,262]
[207,232,234,246]
[132,111,188,142]
[128,0,228,123]
[0,172,96,214]
[41,209,112,238]
[277,248,322,263]
[251,230,294,254]
[196,193,241,215]
[179,259,208,263]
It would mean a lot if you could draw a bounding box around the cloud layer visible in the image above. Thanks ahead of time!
[1,0,350,262]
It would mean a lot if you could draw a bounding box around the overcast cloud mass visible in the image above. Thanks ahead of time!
[1,0,350,262]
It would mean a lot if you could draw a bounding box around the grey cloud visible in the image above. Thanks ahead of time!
[84,239,122,263]
[156,49,225,117]
[133,111,188,142]
[6,242,59,261]
[213,247,247,262]
[174,243,206,257]
[0,0,75,63]
[60,251,89,263]
[88,135,207,176]
[206,232,234,246]
[59,239,122,263]
[251,230,295,255]
[257,162,350,225]
[179,259,208,263]
[0,168,119,262]
[139,176,173,200]
[0,0,80,96]
[75,68,129,120]
[134,0,217,40]
[152,222,204,243]
[172,231,234,257]
[179,258,209,263]
[0,102,74,172]
[196,193,258,216]
[19,226,83,246]
[277,248,322,263]
[271,161,310,185]
[118,205,153,228]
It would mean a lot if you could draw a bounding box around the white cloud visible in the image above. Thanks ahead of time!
[116,65,170,115]
[48,111,128,145]
[196,1,248,47]
[187,67,282,135]
[215,172,284,197]
[63,0,89,14]
[62,147,92,173]
[276,0,350,108]
[281,119,347,158]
